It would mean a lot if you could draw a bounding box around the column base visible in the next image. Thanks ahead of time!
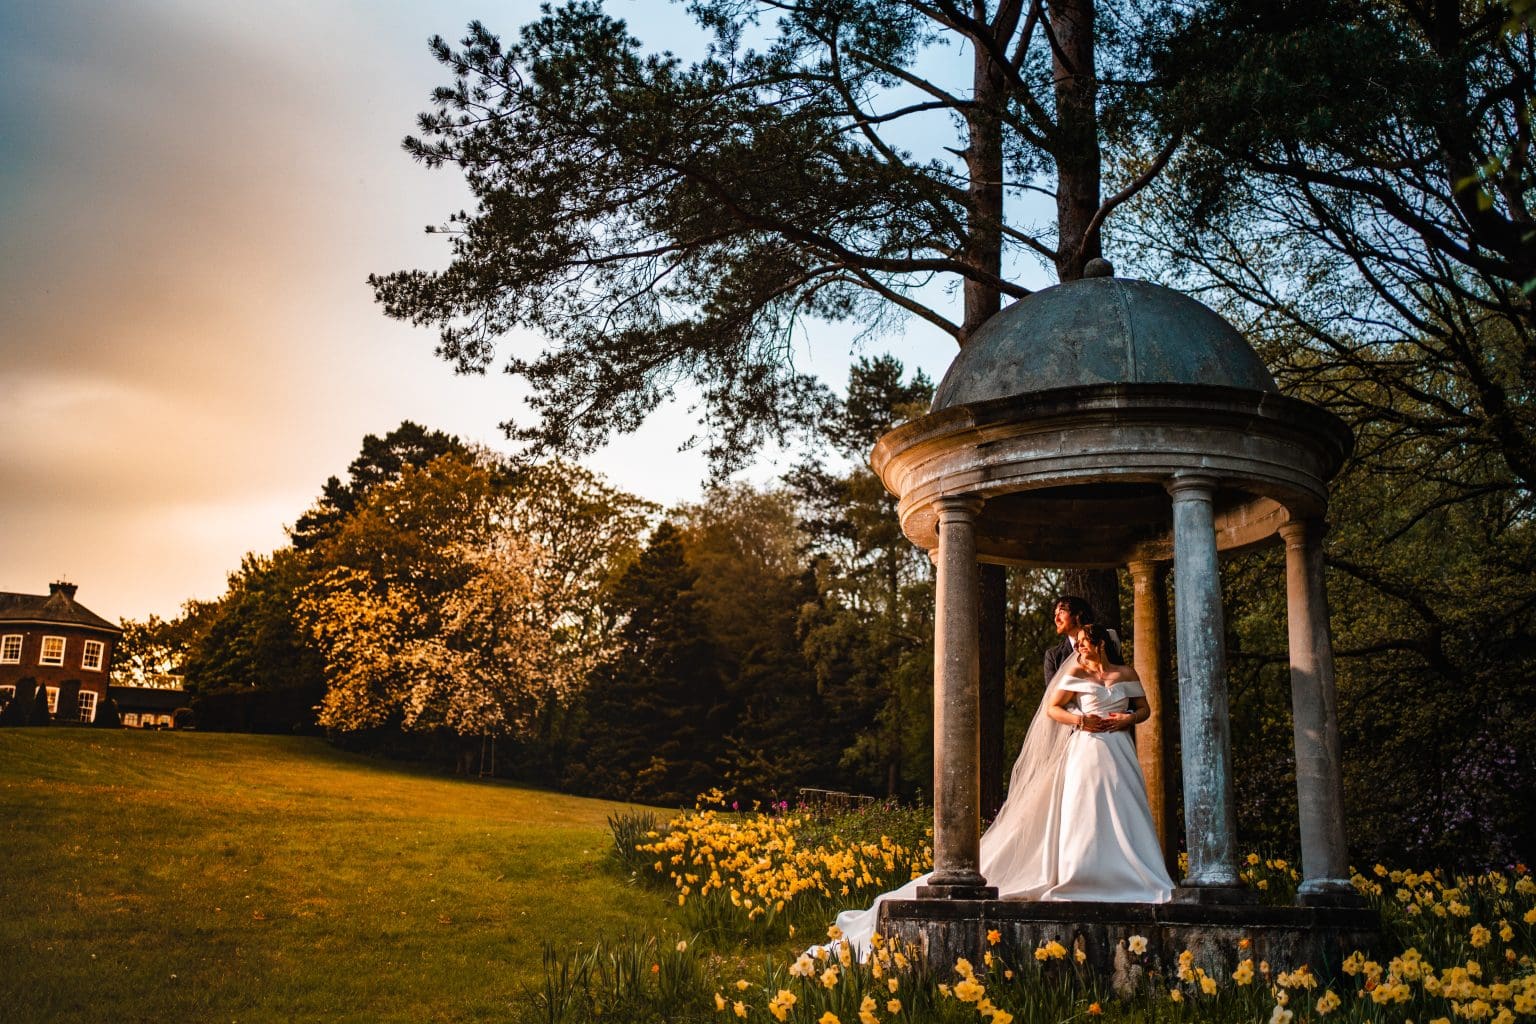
[917,883,998,900]
[1297,879,1367,908]
[1172,885,1257,906]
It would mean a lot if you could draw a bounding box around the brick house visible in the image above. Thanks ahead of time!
[0,581,121,724]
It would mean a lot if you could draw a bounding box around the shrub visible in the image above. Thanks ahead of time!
[191,681,323,734]
[91,697,121,728]
[0,678,35,727]
[28,683,50,726]
[55,680,81,724]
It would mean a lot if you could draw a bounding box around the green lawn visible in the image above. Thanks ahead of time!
[0,730,676,1023]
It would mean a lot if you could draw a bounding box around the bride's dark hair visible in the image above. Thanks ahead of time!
[1080,623,1116,661]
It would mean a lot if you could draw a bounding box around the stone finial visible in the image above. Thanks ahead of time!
[1083,257,1114,279]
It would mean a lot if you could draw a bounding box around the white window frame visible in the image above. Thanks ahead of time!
[40,636,66,667]
[0,634,20,664]
[159,714,173,727]
[78,691,97,723]
[122,713,138,727]
[45,686,59,715]
[82,640,105,672]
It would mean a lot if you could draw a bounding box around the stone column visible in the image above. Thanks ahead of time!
[1166,474,1245,899]
[919,495,997,899]
[1280,518,1358,904]
[1128,559,1177,868]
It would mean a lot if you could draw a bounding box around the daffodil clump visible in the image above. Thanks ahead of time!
[707,861,1536,1024]
[633,807,932,941]
[601,801,1536,1024]
[1238,852,1304,903]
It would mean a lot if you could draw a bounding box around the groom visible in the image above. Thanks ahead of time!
[1042,595,1123,683]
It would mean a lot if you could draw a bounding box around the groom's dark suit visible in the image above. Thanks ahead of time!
[1043,629,1123,684]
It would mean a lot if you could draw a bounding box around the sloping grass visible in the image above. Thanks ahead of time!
[0,730,677,1023]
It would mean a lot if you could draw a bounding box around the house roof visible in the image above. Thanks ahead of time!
[0,585,121,634]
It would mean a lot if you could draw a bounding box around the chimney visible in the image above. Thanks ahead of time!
[49,580,78,600]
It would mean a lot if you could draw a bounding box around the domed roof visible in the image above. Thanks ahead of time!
[932,275,1277,410]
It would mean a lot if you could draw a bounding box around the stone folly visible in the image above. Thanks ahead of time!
[869,264,1375,971]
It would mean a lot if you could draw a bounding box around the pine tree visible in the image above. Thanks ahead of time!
[573,522,725,806]
[720,567,842,801]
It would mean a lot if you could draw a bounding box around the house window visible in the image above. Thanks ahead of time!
[0,635,20,663]
[82,640,105,671]
[45,687,59,715]
[0,685,14,704]
[40,636,66,666]
[159,714,174,727]
[78,691,97,723]
[122,713,138,727]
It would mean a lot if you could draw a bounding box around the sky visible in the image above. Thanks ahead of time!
[0,0,967,623]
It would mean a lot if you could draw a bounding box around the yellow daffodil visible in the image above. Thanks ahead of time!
[954,978,985,1003]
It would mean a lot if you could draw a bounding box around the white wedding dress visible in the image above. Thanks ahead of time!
[832,653,1173,957]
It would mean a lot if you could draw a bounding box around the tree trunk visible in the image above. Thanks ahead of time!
[967,4,1014,824]
[961,2,1009,344]
[1050,0,1103,281]
[1061,568,1123,636]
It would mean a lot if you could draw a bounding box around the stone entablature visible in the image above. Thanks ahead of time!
[874,384,1352,568]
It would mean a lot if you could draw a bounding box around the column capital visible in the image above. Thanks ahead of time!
[1279,517,1329,548]
[1127,558,1168,584]
[933,494,984,519]
[1166,473,1219,500]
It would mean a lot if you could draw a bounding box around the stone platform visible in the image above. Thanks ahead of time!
[877,898,1380,993]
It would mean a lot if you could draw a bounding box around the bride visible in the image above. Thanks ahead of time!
[832,623,1173,955]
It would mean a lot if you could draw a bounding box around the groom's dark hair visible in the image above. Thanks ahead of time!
[1054,595,1095,622]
